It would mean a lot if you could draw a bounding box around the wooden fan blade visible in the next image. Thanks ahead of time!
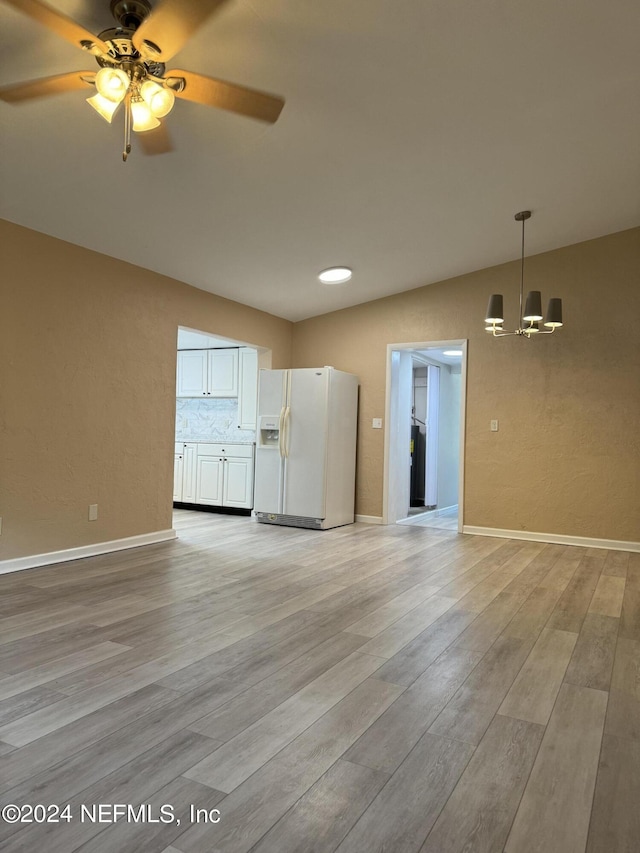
[133,0,230,62]
[168,69,285,124]
[3,0,110,56]
[0,71,95,103]
[138,122,174,156]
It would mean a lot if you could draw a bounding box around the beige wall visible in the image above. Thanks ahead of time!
[0,220,293,561]
[2,222,638,562]
[292,228,640,543]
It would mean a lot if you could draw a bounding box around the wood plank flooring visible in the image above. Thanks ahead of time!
[0,510,638,853]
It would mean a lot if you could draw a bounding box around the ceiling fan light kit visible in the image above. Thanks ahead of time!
[485,211,564,338]
[0,0,286,161]
[86,91,120,122]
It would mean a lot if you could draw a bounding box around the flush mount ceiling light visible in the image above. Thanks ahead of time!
[318,267,353,284]
[485,211,564,338]
[443,350,463,357]
[0,0,285,162]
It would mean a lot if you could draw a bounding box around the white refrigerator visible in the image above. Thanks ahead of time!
[254,367,358,529]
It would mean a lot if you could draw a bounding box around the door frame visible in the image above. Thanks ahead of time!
[382,339,468,532]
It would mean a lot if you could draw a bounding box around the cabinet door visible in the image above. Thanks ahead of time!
[177,351,208,397]
[173,453,183,501]
[222,456,254,508]
[182,443,198,502]
[238,348,258,429]
[196,455,224,505]
[208,349,238,397]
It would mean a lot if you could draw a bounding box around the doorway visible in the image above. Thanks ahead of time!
[383,340,467,532]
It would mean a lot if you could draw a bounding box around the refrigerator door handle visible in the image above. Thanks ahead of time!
[283,406,291,458]
[278,406,286,457]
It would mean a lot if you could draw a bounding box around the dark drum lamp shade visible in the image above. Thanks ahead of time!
[523,290,543,322]
[486,293,504,324]
[544,298,563,328]
[485,211,564,338]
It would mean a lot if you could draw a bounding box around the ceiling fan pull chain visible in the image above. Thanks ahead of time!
[123,93,132,162]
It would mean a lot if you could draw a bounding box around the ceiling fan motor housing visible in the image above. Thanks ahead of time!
[110,0,152,30]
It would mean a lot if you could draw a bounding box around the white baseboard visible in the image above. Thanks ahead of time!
[462,525,640,553]
[355,515,383,525]
[0,529,178,575]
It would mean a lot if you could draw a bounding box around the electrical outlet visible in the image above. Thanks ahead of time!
[372,418,383,429]
[491,420,499,432]
[88,504,98,521]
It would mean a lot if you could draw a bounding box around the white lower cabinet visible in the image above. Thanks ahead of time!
[173,442,200,504]
[196,444,254,509]
[175,443,254,509]
[173,451,184,501]
[196,455,225,504]
[223,456,254,507]
[181,443,198,503]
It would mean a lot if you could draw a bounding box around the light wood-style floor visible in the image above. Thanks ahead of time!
[0,510,638,853]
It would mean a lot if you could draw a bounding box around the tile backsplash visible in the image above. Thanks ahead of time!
[176,398,256,443]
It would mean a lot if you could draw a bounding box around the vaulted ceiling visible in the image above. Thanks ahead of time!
[1,0,638,321]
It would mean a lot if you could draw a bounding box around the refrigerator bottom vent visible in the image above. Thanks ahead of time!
[256,513,324,530]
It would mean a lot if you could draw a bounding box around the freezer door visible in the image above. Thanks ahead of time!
[253,369,286,514]
[257,369,287,420]
[283,368,329,519]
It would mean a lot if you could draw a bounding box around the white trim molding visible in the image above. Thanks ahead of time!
[462,525,640,554]
[355,515,383,525]
[0,529,178,575]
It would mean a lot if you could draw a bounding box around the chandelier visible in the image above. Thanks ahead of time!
[485,211,563,337]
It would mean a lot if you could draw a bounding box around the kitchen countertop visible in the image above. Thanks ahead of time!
[176,439,256,445]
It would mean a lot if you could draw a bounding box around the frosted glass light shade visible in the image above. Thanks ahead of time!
[544,298,563,327]
[318,267,352,284]
[131,98,160,132]
[86,93,120,123]
[140,80,175,118]
[485,294,504,324]
[523,290,543,322]
[95,67,129,103]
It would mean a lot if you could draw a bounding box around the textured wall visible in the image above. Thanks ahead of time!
[291,228,640,542]
[2,223,638,560]
[0,221,292,561]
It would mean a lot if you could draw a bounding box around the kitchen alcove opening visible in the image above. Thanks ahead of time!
[173,325,269,515]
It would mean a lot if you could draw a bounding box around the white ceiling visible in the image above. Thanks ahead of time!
[1,0,638,322]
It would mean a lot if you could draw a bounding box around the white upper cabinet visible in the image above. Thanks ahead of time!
[208,349,238,397]
[177,350,208,397]
[176,349,238,397]
[238,348,258,429]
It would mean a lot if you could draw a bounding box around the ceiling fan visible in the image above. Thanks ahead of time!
[0,0,286,160]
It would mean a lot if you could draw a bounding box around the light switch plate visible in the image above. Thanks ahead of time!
[372,418,383,429]
[491,420,499,432]
[88,504,98,521]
